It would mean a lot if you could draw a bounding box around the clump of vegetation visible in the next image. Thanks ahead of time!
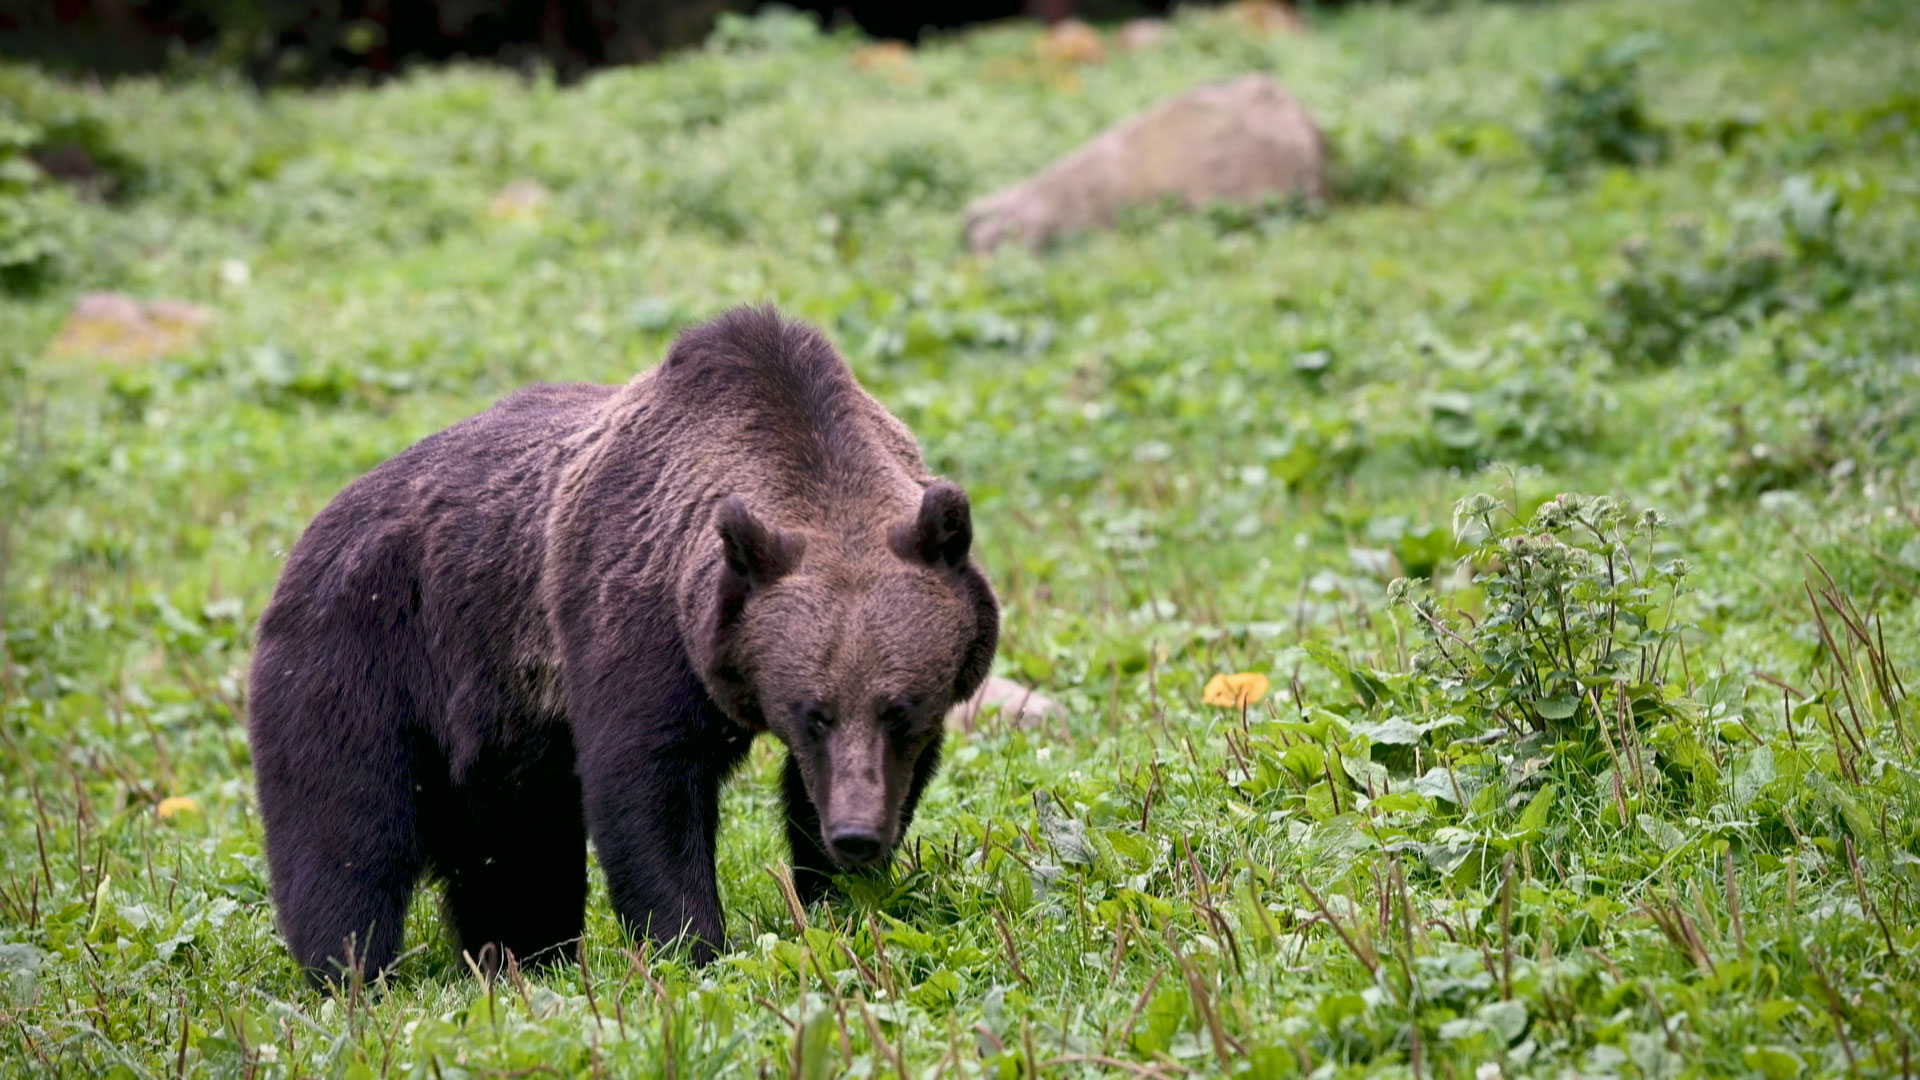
[1531,36,1669,177]
[0,117,76,294]
[819,134,979,222]
[1597,176,1857,365]
[705,4,823,54]
[1394,494,1692,762]
[0,65,147,291]
[0,69,146,198]
[1326,123,1422,205]
[1418,340,1607,469]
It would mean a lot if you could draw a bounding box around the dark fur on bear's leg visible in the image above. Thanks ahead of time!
[427,729,589,971]
[783,753,837,904]
[584,740,738,963]
[573,668,754,964]
[899,735,945,838]
[250,625,426,988]
[438,828,587,971]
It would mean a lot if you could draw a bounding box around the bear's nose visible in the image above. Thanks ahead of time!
[827,828,886,868]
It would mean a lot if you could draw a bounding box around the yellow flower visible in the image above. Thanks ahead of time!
[1203,673,1270,708]
[156,796,198,819]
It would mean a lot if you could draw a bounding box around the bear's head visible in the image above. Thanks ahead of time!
[702,482,998,869]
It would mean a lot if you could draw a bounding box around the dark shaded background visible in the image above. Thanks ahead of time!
[0,0,1192,82]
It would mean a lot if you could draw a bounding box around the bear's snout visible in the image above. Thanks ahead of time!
[818,724,898,868]
[825,826,888,868]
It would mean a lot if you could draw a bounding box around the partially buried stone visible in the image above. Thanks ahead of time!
[948,674,1062,730]
[1038,19,1105,66]
[47,291,212,364]
[851,40,916,81]
[1116,18,1170,52]
[1231,0,1308,35]
[487,179,551,222]
[962,74,1327,253]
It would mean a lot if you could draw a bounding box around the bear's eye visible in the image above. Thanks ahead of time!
[880,700,916,730]
[796,702,832,734]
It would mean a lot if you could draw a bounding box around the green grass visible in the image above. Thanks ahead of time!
[4,0,1920,1074]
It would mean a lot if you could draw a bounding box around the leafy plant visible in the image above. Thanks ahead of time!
[819,134,978,221]
[1596,176,1860,366]
[705,4,822,54]
[0,115,73,294]
[0,69,145,198]
[1420,358,1604,469]
[1327,123,1421,205]
[1531,36,1669,177]
[1391,493,1692,756]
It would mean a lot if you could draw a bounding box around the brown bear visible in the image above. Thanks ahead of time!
[247,306,999,984]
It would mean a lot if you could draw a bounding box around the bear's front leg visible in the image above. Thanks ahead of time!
[578,714,750,964]
[782,752,837,904]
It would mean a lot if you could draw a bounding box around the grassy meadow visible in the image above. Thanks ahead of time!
[4,0,1920,1074]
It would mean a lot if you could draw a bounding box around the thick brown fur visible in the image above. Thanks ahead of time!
[247,306,998,985]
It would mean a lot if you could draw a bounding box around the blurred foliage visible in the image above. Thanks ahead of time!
[1530,35,1669,177]
[1596,176,1863,367]
[1325,121,1422,205]
[0,114,73,293]
[0,66,153,292]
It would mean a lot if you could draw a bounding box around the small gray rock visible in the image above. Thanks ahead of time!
[48,291,213,364]
[948,674,1062,729]
[1115,18,1170,52]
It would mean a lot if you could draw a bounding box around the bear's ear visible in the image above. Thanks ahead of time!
[891,482,973,569]
[717,496,802,590]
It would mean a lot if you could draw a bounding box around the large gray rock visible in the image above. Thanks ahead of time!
[963,74,1327,253]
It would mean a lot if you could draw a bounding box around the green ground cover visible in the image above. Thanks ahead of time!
[3,0,1919,1074]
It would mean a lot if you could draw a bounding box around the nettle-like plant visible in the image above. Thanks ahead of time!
[1390,493,1698,785]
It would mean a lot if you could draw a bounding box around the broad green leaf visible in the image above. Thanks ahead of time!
[1536,695,1578,720]
[1744,1045,1804,1080]
[1479,999,1529,1043]
[1033,790,1096,867]
[1636,814,1688,851]
[1516,783,1557,837]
